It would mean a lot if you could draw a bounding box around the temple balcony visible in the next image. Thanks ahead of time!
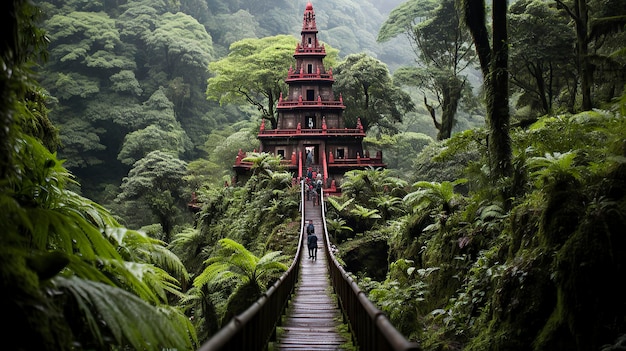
[233,155,384,172]
[285,74,334,83]
[276,100,345,109]
[277,91,344,109]
[295,43,325,54]
[257,128,365,138]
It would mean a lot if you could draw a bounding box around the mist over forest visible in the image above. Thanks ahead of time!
[2,0,625,349]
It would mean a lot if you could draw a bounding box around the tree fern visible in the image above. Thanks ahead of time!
[372,194,406,220]
[350,203,383,219]
[403,178,467,214]
[327,196,355,213]
[242,152,284,176]
[528,151,582,189]
[193,238,289,322]
[194,238,288,293]
[326,218,354,242]
[3,135,194,348]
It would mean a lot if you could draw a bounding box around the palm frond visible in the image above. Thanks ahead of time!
[327,197,355,212]
[55,276,195,351]
[109,227,190,283]
[350,204,382,219]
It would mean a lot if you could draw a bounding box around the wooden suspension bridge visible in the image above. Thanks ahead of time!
[197,183,421,351]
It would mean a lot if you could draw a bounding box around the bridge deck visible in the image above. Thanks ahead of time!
[273,198,353,350]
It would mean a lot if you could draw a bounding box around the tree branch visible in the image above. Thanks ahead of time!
[424,95,442,131]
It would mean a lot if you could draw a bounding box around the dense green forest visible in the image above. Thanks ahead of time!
[2,0,626,350]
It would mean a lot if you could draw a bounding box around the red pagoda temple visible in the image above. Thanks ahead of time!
[234,2,385,193]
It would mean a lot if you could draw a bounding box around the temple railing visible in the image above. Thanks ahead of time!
[258,128,364,136]
[320,193,422,351]
[196,183,306,351]
[277,100,344,108]
[235,155,384,170]
[285,73,334,80]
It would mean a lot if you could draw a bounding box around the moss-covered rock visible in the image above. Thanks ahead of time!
[340,234,389,281]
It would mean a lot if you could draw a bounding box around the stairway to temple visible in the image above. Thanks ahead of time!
[273,198,352,350]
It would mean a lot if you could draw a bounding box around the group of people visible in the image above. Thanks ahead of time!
[305,167,323,206]
[306,220,318,260]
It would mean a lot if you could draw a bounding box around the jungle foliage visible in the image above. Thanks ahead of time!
[33,0,421,232]
[1,3,196,349]
[170,153,301,340]
[329,99,626,350]
[3,0,626,349]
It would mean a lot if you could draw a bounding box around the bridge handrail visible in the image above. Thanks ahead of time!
[320,189,422,351]
[196,182,306,351]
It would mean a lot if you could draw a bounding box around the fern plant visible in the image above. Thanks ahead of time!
[193,238,288,323]
[326,217,354,242]
[2,136,196,350]
[527,151,583,189]
[403,179,468,215]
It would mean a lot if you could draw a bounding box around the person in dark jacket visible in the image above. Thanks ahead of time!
[306,220,318,259]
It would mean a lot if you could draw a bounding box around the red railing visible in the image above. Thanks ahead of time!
[295,44,325,54]
[258,128,365,137]
[277,100,344,108]
[235,155,384,171]
[285,73,334,81]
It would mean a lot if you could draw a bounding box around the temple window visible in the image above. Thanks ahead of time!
[336,148,345,159]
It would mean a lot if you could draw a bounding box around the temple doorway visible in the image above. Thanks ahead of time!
[305,145,318,166]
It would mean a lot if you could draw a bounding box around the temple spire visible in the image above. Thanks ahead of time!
[300,2,320,51]
[302,2,317,31]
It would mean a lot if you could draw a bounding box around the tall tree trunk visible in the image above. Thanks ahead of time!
[532,64,550,114]
[267,90,277,129]
[463,0,512,182]
[489,0,512,181]
[439,77,463,140]
[574,0,592,110]
[554,0,592,110]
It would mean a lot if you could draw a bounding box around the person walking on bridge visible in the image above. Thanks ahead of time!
[306,220,318,260]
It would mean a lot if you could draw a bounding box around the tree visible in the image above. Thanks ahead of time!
[364,132,434,173]
[403,179,468,216]
[144,11,214,85]
[333,53,415,133]
[37,1,217,197]
[378,0,476,140]
[462,0,513,183]
[509,0,577,115]
[117,88,193,166]
[116,150,190,240]
[206,35,301,129]
[340,166,409,206]
[552,0,626,110]
[241,152,285,177]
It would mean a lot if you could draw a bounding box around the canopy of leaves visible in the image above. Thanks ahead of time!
[509,0,577,115]
[206,35,303,128]
[334,53,415,133]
